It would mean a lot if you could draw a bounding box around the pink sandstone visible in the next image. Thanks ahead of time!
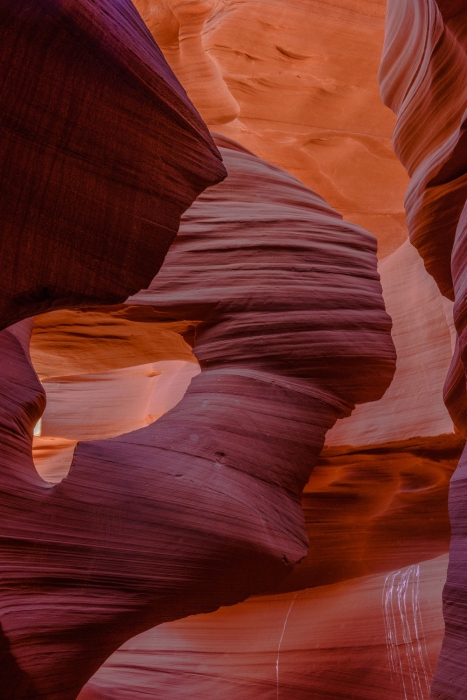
[379,1,467,697]
[82,556,448,700]
[133,0,411,257]
[0,137,394,698]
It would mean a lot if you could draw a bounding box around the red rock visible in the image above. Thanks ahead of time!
[432,202,467,700]
[81,555,448,700]
[0,138,394,698]
[379,0,467,299]
[134,0,411,257]
[31,307,198,377]
[327,239,456,447]
[0,0,225,330]
[69,129,461,697]
[380,2,467,697]
[277,436,459,595]
[31,436,78,486]
[135,0,240,125]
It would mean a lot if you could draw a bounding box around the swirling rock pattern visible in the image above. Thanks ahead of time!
[327,239,456,447]
[380,2,467,698]
[134,0,411,257]
[81,556,448,700]
[72,130,464,697]
[0,0,225,330]
[379,0,467,299]
[30,306,201,482]
[0,137,394,699]
[434,198,467,699]
[77,223,462,699]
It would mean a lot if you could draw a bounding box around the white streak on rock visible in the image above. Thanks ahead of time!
[276,593,298,700]
[383,565,432,699]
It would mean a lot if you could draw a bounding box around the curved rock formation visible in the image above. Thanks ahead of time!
[379,2,467,698]
[77,150,463,698]
[30,306,201,482]
[282,234,460,594]
[134,0,240,125]
[327,239,455,447]
[134,0,411,257]
[81,556,448,700]
[0,0,225,330]
[379,0,467,299]
[0,138,394,699]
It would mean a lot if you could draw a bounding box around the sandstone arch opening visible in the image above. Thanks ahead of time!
[30,307,200,483]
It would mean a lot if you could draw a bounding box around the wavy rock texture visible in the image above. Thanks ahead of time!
[380,2,467,698]
[435,203,467,696]
[67,126,462,696]
[79,222,461,700]
[379,0,467,299]
[133,0,410,257]
[0,139,394,699]
[327,239,455,448]
[31,306,201,483]
[81,555,448,700]
[284,233,460,595]
[0,0,225,330]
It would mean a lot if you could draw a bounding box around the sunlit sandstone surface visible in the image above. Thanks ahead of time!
[0,0,464,699]
[1,128,395,698]
[133,0,411,258]
[78,2,464,699]
[81,556,449,700]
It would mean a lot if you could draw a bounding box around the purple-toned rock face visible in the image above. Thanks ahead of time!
[436,199,467,700]
[0,0,225,330]
[380,2,467,698]
[0,136,395,699]
[379,0,467,302]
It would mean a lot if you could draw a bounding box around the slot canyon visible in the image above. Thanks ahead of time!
[1,0,467,699]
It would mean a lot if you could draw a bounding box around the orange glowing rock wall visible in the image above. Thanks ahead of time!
[0,0,462,698]
[133,0,411,258]
[0,134,395,699]
[81,556,449,700]
[74,2,464,699]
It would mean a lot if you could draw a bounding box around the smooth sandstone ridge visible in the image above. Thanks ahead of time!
[380,1,467,698]
[64,1,464,692]
[80,240,461,698]
[0,137,395,699]
[82,555,449,700]
[133,0,411,257]
[379,0,467,299]
[327,239,456,447]
[0,0,225,330]
[4,0,463,696]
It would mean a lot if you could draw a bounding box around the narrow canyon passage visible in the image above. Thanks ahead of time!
[1,0,466,699]
[74,3,466,699]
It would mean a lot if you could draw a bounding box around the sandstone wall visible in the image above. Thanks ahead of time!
[379,1,467,697]
[0,137,394,698]
[133,0,411,257]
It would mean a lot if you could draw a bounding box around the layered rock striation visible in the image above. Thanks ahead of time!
[0,136,395,699]
[379,0,467,299]
[81,555,449,700]
[380,1,467,697]
[0,0,225,330]
[134,0,411,257]
[4,0,462,696]
[80,210,462,700]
